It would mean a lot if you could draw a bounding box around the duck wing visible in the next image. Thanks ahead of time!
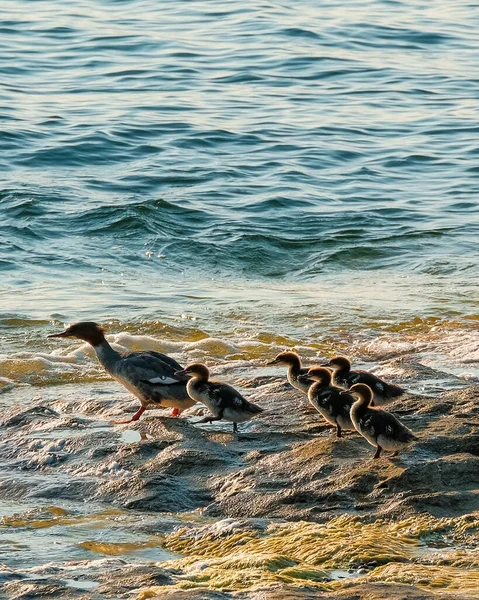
[314,387,354,418]
[117,351,187,385]
[208,382,263,415]
[354,371,405,400]
[370,410,417,442]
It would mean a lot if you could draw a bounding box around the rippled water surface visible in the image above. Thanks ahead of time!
[1,0,478,330]
[1,0,478,358]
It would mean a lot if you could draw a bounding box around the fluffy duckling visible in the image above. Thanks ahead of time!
[298,367,355,438]
[267,351,313,394]
[323,356,405,405]
[48,322,195,423]
[175,363,263,434]
[346,383,418,459]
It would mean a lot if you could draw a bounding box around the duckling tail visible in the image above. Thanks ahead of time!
[399,428,418,443]
[247,402,263,415]
[384,382,406,399]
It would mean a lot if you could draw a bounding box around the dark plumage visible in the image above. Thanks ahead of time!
[347,383,418,459]
[267,351,313,394]
[323,356,405,405]
[176,363,263,434]
[48,322,194,423]
[298,367,355,437]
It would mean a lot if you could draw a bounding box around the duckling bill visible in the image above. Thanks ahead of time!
[346,383,418,459]
[323,355,405,405]
[298,367,355,438]
[267,351,313,394]
[175,363,263,434]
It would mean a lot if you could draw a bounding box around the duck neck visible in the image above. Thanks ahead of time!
[320,370,332,387]
[187,375,207,394]
[353,393,372,416]
[335,362,350,376]
[288,356,302,377]
[309,380,325,397]
[93,340,121,373]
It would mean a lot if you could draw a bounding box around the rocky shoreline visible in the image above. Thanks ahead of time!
[1,358,478,599]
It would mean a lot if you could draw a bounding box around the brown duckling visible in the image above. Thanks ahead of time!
[345,383,418,459]
[267,351,313,394]
[323,355,405,405]
[175,363,263,434]
[298,367,356,438]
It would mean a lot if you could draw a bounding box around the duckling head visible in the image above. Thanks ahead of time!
[175,362,210,381]
[48,322,107,347]
[267,351,301,367]
[347,383,374,406]
[307,367,332,385]
[322,355,351,371]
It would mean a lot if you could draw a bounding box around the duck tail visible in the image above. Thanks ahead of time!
[247,402,264,415]
[400,427,418,443]
[385,382,406,399]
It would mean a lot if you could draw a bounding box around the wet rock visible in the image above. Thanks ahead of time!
[1,366,479,599]
[1,405,60,428]
[96,563,173,595]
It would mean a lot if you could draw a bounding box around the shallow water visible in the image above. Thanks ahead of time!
[0,0,478,588]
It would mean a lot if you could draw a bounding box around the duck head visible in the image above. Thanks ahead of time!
[343,383,374,406]
[48,322,107,347]
[175,363,210,381]
[322,355,351,372]
[267,351,301,367]
[302,366,332,387]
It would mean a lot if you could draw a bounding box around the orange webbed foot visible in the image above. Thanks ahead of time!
[110,406,146,425]
[171,407,181,417]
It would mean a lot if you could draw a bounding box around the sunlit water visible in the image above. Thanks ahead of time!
[0,0,478,576]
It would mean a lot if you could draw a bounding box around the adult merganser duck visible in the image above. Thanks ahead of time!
[48,322,195,423]
[267,351,313,394]
[173,363,263,434]
[298,367,355,438]
[345,383,418,459]
[322,356,405,405]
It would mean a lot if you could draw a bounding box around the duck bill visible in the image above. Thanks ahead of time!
[174,369,188,377]
[298,377,313,386]
[47,331,70,338]
[321,362,332,368]
[266,359,279,366]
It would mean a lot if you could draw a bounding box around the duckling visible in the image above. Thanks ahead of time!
[346,383,418,459]
[267,351,313,394]
[48,322,195,423]
[175,363,263,434]
[323,356,405,405]
[298,367,355,438]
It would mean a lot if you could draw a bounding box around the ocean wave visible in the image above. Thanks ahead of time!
[0,0,478,379]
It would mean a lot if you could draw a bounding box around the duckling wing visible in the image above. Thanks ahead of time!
[324,387,355,418]
[370,410,417,442]
[117,351,187,385]
[355,371,405,400]
[207,382,262,414]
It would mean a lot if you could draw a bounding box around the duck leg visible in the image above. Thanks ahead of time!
[233,422,238,434]
[170,407,181,417]
[373,445,382,459]
[111,405,146,425]
[336,424,342,438]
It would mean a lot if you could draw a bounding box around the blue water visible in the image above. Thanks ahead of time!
[0,0,478,354]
